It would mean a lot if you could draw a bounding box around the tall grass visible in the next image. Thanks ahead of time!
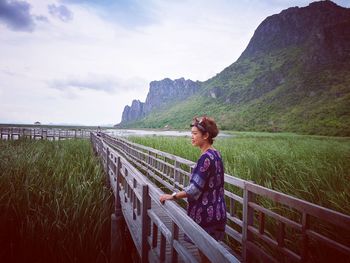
[129,132,350,215]
[0,138,113,263]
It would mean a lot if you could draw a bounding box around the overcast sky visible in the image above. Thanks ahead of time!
[0,0,349,126]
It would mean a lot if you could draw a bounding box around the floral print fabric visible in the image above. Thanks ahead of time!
[184,149,227,238]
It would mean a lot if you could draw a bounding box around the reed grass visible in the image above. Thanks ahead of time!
[129,132,350,215]
[129,132,350,260]
[0,138,113,263]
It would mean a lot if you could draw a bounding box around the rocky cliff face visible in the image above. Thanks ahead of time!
[240,1,350,64]
[144,78,200,114]
[204,0,350,103]
[119,78,199,124]
[121,100,144,123]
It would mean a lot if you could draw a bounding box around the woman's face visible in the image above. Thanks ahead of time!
[191,126,208,147]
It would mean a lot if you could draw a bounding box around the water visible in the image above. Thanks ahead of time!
[105,129,232,137]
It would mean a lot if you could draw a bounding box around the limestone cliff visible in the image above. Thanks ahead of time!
[118,78,199,125]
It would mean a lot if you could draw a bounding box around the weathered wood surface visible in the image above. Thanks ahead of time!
[91,132,240,263]
[96,132,350,263]
[0,127,92,140]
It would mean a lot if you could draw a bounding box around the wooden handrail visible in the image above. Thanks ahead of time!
[0,126,92,140]
[91,132,240,263]
[97,132,350,263]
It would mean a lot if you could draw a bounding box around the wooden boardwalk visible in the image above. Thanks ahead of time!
[0,127,91,140]
[92,132,238,263]
[91,132,350,263]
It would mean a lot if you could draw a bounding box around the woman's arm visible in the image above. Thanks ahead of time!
[159,191,187,204]
[160,153,212,204]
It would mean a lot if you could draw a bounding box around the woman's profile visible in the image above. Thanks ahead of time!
[160,116,227,263]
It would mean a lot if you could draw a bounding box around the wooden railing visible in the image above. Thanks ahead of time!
[91,132,239,263]
[0,127,92,140]
[99,132,350,263]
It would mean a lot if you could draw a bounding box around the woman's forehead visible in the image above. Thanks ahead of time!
[191,126,200,132]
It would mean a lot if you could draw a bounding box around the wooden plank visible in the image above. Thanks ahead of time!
[148,210,173,242]
[173,240,197,263]
[249,202,302,231]
[225,225,243,243]
[225,190,243,204]
[152,223,158,248]
[307,229,350,255]
[113,141,191,181]
[147,189,239,263]
[246,241,279,263]
[109,139,239,262]
[171,222,179,263]
[224,174,245,188]
[245,182,350,229]
[277,221,285,247]
[242,186,255,262]
[141,185,151,263]
[120,200,142,257]
[248,226,301,262]
[113,135,195,166]
[226,213,243,227]
[301,212,309,262]
[160,233,166,262]
[258,211,265,235]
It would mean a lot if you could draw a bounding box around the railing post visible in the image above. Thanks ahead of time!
[132,178,137,220]
[106,147,111,187]
[171,222,179,263]
[242,182,255,262]
[174,161,179,190]
[111,157,126,263]
[147,150,151,166]
[115,157,122,212]
[301,212,309,262]
[141,184,151,263]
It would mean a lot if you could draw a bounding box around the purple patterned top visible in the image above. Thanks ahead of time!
[184,149,227,239]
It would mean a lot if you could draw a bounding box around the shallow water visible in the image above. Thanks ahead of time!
[105,129,232,137]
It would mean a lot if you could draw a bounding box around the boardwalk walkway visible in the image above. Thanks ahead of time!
[91,132,350,263]
[0,127,91,140]
[92,132,238,263]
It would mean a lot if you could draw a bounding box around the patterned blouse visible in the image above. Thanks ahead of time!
[184,149,227,240]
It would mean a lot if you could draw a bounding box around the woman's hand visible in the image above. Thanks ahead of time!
[159,194,173,204]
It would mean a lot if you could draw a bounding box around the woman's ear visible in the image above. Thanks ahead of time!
[203,132,209,141]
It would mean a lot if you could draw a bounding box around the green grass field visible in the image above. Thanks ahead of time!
[129,132,350,215]
[0,139,113,263]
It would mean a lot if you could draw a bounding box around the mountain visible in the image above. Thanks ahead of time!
[118,1,350,136]
[118,78,200,126]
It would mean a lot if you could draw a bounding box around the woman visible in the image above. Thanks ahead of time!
[160,116,227,262]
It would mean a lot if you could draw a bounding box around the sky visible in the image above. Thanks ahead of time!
[0,0,349,126]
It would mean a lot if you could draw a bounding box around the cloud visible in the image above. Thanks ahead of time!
[4,0,349,125]
[50,77,117,94]
[35,15,49,23]
[49,74,146,95]
[48,4,73,22]
[0,0,35,31]
[62,0,157,28]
